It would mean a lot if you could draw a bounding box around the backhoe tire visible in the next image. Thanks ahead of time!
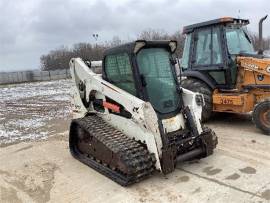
[252,101,270,135]
[181,78,213,122]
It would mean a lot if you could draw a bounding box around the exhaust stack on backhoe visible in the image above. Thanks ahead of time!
[258,15,268,55]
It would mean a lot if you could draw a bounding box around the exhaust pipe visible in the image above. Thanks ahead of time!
[258,15,268,55]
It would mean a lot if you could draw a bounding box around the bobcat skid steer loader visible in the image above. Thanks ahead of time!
[69,40,218,186]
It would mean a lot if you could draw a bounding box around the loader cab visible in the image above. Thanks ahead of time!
[102,40,181,118]
[181,17,255,89]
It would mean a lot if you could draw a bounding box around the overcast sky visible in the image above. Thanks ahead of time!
[0,0,269,72]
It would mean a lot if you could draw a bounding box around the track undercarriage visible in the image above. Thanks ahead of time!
[69,114,156,186]
[69,114,217,185]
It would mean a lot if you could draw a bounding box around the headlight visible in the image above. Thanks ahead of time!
[169,41,177,53]
[266,66,270,73]
[134,41,146,53]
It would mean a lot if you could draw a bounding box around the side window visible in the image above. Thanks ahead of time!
[212,28,222,64]
[195,29,211,65]
[195,28,223,66]
[105,53,136,95]
[209,71,225,84]
[181,34,192,70]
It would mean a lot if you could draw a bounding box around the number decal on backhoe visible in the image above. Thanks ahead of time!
[220,98,233,105]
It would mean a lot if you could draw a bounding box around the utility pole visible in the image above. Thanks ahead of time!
[92,34,99,59]
[92,34,99,48]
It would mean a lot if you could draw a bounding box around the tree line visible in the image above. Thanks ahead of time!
[250,34,270,51]
[40,29,270,71]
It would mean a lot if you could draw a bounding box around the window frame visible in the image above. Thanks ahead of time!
[181,34,192,70]
[135,47,182,117]
[225,26,255,55]
[190,26,229,86]
[192,26,224,70]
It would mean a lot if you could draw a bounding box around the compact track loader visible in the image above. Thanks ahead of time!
[69,40,217,186]
[181,16,270,134]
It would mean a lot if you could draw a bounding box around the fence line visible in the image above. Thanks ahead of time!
[0,69,71,85]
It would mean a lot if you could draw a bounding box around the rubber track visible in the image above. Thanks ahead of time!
[69,114,156,186]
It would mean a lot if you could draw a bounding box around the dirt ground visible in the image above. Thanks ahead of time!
[1,81,270,203]
[0,80,72,146]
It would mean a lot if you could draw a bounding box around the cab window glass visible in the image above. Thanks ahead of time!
[181,34,192,69]
[212,28,222,64]
[195,27,222,65]
[226,27,254,54]
[195,29,211,65]
[137,48,180,114]
[105,53,136,95]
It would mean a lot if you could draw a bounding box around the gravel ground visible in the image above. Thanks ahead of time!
[0,80,270,203]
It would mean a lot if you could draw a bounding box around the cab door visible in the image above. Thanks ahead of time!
[192,27,227,87]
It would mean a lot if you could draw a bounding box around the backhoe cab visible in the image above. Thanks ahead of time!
[181,16,270,134]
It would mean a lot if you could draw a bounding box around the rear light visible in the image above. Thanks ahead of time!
[169,41,177,53]
[134,41,146,53]
[220,17,234,22]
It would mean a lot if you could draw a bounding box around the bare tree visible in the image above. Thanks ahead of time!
[40,46,74,70]
[73,43,106,61]
[109,36,123,47]
[171,31,185,57]
[40,44,107,71]
[249,32,270,51]
[138,28,170,40]
[137,28,185,57]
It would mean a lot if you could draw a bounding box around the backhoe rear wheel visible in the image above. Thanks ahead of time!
[252,101,270,135]
[181,78,213,122]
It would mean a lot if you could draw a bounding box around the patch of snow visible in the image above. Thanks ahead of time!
[0,79,72,102]
[0,127,49,143]
[49,94,72,101]
[7,118,46,129]
[0,127,21,139]
[0,79,73,145]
